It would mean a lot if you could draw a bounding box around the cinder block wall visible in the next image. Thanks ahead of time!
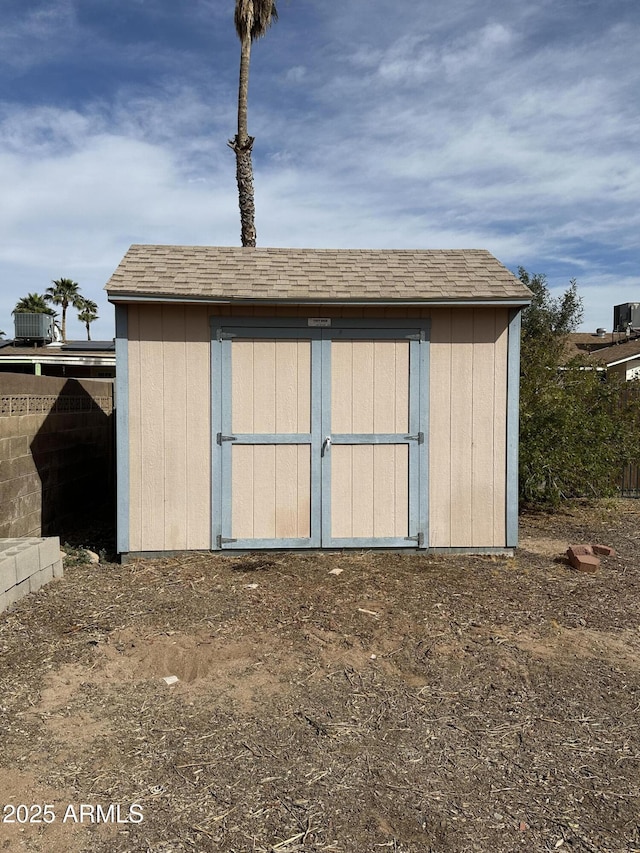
[0,374,114,537]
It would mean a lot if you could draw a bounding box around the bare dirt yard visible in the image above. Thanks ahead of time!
[1,500,639,853]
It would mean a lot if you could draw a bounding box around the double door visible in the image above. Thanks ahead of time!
[212,322,428,549]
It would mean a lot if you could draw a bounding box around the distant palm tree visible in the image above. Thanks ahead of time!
[77,298,99,341]
[13,293,57,316]
[229,0,278,247]
[45,278,84,342]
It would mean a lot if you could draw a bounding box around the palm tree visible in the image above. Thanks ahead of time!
[77,298,99,341]
[45,278,84,342]
[228,0,278,247]
[13,293,57,316]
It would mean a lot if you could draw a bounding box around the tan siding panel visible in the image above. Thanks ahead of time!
[296,342,311,434]
[138,305,165,550]
[231,444,254,539]
[373,444,408,536]
[351,445,374,536]
[162,306,187,550]
[275,341,310,433]
[252,445,276,537]
[127,305,142,552]
[253,341,276,433]
[470,310,496,547]
[332,444,408,538]
[429,308,452,547]
[275,445,310,537]
[185,306,211,549]
[331,445,352,538]
[231,445,309,539]
[275,342,297,433]
[232,342,255,433]
[394,342,409,433]
[352,343,375,432]
[449,308,474,546]
[331,342,353,433]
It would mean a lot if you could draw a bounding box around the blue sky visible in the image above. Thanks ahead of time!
[1,0,639,340]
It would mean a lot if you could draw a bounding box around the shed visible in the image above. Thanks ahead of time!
[106,245,531,559]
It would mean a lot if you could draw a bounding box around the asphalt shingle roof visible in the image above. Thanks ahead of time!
[562,333,640,366]
[105,245,531,304]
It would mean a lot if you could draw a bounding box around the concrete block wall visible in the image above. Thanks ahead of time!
[0,374,114,537]
[0,537,63,613]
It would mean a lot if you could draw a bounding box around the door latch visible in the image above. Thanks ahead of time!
[322,436,332,456]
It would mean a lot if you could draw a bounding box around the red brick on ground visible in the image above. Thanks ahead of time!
[568,544,594,556]
[591,544,617,557]
[566,545,600,574]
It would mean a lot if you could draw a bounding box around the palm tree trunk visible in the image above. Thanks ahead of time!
[86,322,91,341]
[61,307,67,343]
[228,34,257,247]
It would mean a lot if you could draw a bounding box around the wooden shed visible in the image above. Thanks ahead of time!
[106,245,531,559]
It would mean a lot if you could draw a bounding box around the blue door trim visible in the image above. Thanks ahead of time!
[506,308,522,547]
[115,305,130,554]
[211,319,430,550]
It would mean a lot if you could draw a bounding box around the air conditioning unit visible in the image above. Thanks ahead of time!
[614,303,640,332]
[14,313,54,342]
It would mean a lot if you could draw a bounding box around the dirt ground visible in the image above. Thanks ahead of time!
[1,501,639,853]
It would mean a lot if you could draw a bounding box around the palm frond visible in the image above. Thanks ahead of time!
[234,0,278,42]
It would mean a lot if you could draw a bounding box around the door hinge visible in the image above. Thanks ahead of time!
[406,330,426,341]
[216,329,236,341]
[216,535,237,547]
[217,433,237,445]
[405,431,424,444]
[405,531,425,547]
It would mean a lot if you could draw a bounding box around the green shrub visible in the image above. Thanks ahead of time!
[518,269,640,505]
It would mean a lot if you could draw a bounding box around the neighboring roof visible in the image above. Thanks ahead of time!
[561,333,640,367]
[105,245,532,305]
[592,338,640,367]
[0,342,115,364]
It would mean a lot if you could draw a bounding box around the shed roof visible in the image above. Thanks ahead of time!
[106,245,531,305]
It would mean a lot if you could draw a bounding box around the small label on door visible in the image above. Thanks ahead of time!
[307,318,331,327]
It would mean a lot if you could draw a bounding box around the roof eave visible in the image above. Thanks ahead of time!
[107,293,531,308]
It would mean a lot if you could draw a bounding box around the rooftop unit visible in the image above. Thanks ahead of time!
[14,313,54,343]
[614,303,640,332]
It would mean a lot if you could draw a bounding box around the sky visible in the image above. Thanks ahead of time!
[1,0,639,341]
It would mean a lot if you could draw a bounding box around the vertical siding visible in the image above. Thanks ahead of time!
[331,341,409,433]
[331,339,410,539]
[163,307,187,549]
[450,308,474,546]
[128,305,210,552]
[471,311,496,546]
[231,340,310,433]
[230,339,312,539]
[185,306,212,549]
[139,305,165,551]
[331,445,408,538]
[429,308,452,546]
[429,308,509,548]
[232,445,311,538]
